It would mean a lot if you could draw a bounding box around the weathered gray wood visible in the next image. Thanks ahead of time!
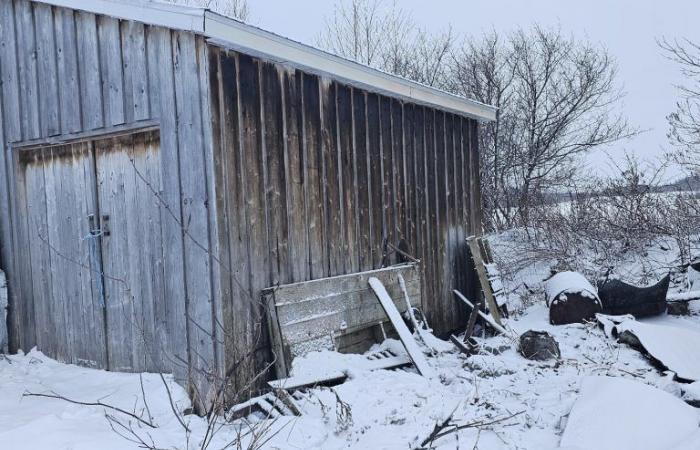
[34,3,60,137]
[15,0,40,140]
[121,21,150,122]
[0,0,23,352]
[267,263,420,376]
[97,16,125,126]
[172,32,215,406]
[145,26,189,382]
[54,7,82,134]
[467,236,502,325]
[76,11,104,130]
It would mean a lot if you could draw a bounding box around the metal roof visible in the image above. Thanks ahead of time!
[37,0,497,121]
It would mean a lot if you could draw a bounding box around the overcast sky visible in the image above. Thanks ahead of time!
[251,0,700,180]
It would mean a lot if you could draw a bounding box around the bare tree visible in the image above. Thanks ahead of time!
[161,0,250,22]
[659,38,700,172]
[316,0,454,87]
[449,26,632,229]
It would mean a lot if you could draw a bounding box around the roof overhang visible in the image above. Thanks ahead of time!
[36,0,497,122]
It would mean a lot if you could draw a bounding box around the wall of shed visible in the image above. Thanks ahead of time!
[0,0,221,400]
[208,46,482,386]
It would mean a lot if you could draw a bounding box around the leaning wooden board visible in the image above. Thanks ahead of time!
[264,263,422,377]
[369,277,434,377]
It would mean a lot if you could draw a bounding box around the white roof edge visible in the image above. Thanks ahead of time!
[35,0,497,121]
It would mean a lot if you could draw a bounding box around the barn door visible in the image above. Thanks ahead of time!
[22,142,108,368]
[94,131,166,373]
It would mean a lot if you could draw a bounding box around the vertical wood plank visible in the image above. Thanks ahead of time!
[444,114,456,329]
[424,109,437,327]
[0,0,24,352]
[261,63,289,286]
[97,15,125,126]
[121,21,150,122]
[403,104,416,255]
[238,53,269,389]
[379,97,394,266]
[435,111,447,331]
[321,80,341,276]
[172,32,215,405]
[34,3,60,136]
[413,106,426,313]
[366,93,382,269]
[337,84,357,273]
[302,73,326,279]
[283,69,309,283]
[55,7,82,134]
[15,0,40,140]
[145,26,189,382]
[352,90,371,272]
[391,99,404,249]
[76,11,104,130]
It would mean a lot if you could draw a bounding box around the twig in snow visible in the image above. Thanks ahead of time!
[22,391,157,429]
[418,410,525,448]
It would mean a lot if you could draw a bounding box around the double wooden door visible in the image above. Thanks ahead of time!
[20,130,167,372]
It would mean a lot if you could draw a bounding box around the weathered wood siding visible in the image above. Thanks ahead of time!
[0,0,221,401]
[209,47,481,383]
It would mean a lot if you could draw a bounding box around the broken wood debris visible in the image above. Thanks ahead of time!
[453,290,511,337]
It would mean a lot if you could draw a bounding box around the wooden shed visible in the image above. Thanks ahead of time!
[0,0,496,404]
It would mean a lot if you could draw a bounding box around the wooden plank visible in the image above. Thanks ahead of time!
[369,277,434,377]
[379,97,394,266]
[261,62,289,286]
[216,50,255,393]
[403,104,415,253]
[435,111,447,331]
[172,32,215,404]
[321,80,342,276]
[424,109,437,326]
[413,106,427,314]
[34,3,60,137]
[15,0,40,140]
[145,26,188,381]
[239,52,269,385]
[268,354,411,390]
[391,99,404,253]
[264,289,289,378]
[444,114,456,329]
[121,20,150,122]
[54,7,82,134]
[76,11,104,130]
[466,237,502,325]
[353,90,371,272]
[97,15,125,126]
[282,69,309,283]
[0,0,24,351]
[366,93,383,269]
[302,73,326,279]
[337,84,358,274]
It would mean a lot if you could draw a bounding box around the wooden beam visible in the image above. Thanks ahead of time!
[454,290,510,337]
[369,277,434,377]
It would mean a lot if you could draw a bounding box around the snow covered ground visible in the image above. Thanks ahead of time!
[2,235,699,450]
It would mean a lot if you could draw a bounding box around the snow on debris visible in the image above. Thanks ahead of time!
[559,376,700,450]
[545,271,600,304]
[615,319,700,381]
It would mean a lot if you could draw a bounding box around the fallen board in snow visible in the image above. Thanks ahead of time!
[467,236,503,325]
[263,263,421,377]
[614,320,700,381]
[560,376,699,450]
[369,277,434,377]
[268,353,412,390]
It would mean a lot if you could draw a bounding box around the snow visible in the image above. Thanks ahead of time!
[615,319,700,381]
[559,376,700,450]
[545,271,600,304]
[3,233,700,450]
